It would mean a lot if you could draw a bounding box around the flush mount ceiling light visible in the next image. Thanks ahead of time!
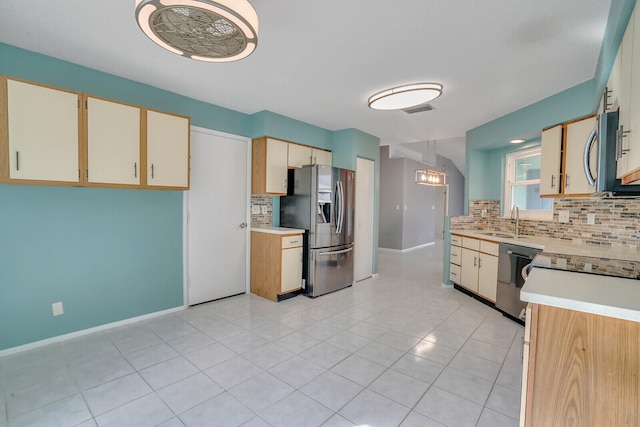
[510,138,526,144]
[135,0,258,62]
[368,83,443,110]
[415,169,446,186]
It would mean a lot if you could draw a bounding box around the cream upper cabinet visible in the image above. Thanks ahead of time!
[312,148,332,166]
[626,8,640,176]
[4,78,80,183]
[618,11,634,177]
[251,137,288,194]
[146,110,190,189]
[86,96,140,186]
[564,116,596,195]
[540,125,562,196]
[288,143,312,168]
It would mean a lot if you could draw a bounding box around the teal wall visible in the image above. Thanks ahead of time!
[464,0,637,209]
[0,43,380,351]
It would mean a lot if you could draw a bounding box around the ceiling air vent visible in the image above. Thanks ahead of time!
[402,103,434,114]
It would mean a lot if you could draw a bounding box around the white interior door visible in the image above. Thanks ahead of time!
[355,157,374,282]
[186,127,249,305]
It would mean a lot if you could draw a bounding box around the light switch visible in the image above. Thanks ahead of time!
[52,301,64,316]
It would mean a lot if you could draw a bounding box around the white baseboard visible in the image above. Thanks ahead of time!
[378,242,435,253]
[441,282,454,288]
[0,306,186,358]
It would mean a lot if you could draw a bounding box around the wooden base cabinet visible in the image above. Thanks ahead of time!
[521,304,640,427]
[250,231,303,302]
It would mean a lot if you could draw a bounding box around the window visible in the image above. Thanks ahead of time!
[504,147,553,220]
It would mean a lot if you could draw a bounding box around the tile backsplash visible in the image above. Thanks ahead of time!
[250,195,273,227]
[451,198,640,249]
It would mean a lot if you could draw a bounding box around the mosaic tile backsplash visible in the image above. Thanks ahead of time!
[250,195,273,227]
[451,198,640,249]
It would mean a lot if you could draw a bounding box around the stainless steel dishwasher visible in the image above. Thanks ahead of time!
[496,243,541,322]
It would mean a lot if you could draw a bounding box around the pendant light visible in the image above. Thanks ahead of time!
[135,0,259,62]
[415,169,446,186]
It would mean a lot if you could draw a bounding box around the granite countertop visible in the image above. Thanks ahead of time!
[251,226,305,235]
[521,268,640,322]
[451,229,640,262]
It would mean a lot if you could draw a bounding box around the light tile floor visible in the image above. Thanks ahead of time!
[0,242,524,427]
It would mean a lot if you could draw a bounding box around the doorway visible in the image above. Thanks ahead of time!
[355,157,375,281]
[184,127,250,305]
[434,184,449,240]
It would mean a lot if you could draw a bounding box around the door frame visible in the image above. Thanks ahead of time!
[182,126,252,307]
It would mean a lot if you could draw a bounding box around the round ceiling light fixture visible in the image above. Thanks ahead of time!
[368,83,443,110]
[135,0,258,62]
[509,138,526,144]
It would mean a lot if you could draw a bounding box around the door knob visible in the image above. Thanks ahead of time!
[239,222,247,228]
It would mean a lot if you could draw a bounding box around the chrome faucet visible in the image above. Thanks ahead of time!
[511,205,520,238]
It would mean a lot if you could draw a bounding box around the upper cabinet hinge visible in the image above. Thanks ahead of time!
[85,100,88,109]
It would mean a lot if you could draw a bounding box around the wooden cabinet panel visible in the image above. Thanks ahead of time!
[564,116,596,195]
[252,137,288,195]
[86,96,140,186]
[146,110,190,189]
[3,78,80,184]
[250,231,303,301]
[540,125,562,196]
[288,143,312,168]
[524,304,640,427]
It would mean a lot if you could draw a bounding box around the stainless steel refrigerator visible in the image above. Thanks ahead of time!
[280,165,355,297]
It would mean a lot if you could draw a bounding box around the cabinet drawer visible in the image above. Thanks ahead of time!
[282,234,303,249]
[451,234,462,246]
[480,240,499,257]
[449,263,461,283]
[462,237,480,251]
[450,245,462,265]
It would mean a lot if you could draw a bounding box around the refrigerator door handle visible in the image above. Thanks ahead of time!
[338,180,345,234]
[317,246,354,256]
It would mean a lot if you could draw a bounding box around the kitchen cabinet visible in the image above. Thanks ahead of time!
[0,77,81,185]
[459,237,499,301]
[540,116,596,197]
[625,8,640,179]
[250,230,303,301]
[564,116,596,195]
[0,75,191,190]
[288,143,332,168]
[145,109,190,189]
[539,125,562,196]
[252,137,288,195]
[521,303,640,427]
[312,148,332,166]
[85,96,141,186]
[449,234,462,284]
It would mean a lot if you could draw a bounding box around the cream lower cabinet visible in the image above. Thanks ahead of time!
[85,96,140,186]
[459,237,499,302]
[146,110,190,189]
[521,303,640,427]
[250,231,303,301]
[2,77,81,184]
[449,234,462,284]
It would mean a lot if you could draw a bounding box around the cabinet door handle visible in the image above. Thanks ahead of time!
[151,164,154,179]
[451,271,457,276]
[15,151,19,171]
[565,174,570,187]
[478,257,482,268]
[551,175,555,188]
[473,256,477,267]
[134,162,137,178]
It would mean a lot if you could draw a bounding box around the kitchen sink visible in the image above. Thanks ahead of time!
[477,232,515,238]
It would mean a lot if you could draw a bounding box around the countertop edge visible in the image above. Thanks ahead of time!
[251,227,305,235]
[521,268,640,323]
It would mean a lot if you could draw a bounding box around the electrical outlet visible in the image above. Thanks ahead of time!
[52,301,64,316]
[558,210,570,223]
[584,263,592,273]
[587,213,595,225]
[251,205,260,215]
[556,258,567,269]
[260,205,268,214]
[481,209,487,218]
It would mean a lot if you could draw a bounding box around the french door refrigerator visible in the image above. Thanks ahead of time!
[280,165,355,297]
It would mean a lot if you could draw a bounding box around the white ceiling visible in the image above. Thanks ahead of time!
[0,0,612,175]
